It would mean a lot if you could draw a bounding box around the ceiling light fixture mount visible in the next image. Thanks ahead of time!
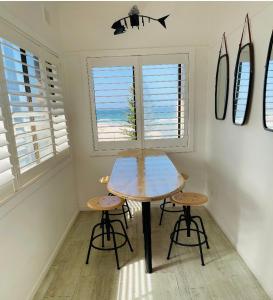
[111,5,169,35]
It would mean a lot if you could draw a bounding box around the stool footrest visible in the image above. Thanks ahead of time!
[86,212,133,270]
[91,231,129,251]
[167,206,209,266]
[170,228,207,247]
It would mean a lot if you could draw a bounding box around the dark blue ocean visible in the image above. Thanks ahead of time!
[96,108,177,121]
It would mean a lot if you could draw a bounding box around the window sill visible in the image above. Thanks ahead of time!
[89,144,193,157]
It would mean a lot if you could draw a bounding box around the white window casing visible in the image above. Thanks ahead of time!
[0,27,70,199]
[0,103,15,198]
[87,52,193,154]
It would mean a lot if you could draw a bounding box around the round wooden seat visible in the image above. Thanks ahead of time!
[172,192,208,206]
[87,196,124,211]
[99,176,110,184]
[97,175,133,228]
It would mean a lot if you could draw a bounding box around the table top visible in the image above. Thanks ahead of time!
[107,149,185,202]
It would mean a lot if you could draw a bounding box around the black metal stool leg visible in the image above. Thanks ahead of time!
[105,211,111,241]
[159,198,166,226]
[193,216,210,249]
[142,206,145,234]
[185,206,191,237]
[125,199,133,219]
[122,205,128,229]
[86,223,101,264]
[114,219,133,252]
[101,220,105,248]
[176,214,184,243]
[167,220,179,260]
[100,211,104,228]
[192,219,205,266]
[109,223,120,270]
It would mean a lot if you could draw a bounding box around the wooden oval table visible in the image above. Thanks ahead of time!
[107,149,185,273]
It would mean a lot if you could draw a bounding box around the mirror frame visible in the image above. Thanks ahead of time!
[215,33,229,120]
[263,30,273,132]
[232,15,254,126]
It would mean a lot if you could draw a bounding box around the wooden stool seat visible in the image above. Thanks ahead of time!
[87,196,124,211]
[99,176,110,184]
[172,192,208,206]
[98,175,133,228]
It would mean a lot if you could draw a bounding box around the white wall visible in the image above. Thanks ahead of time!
[0,161,78,300]
[0,2,62,52]
[206,4,273,298]
[60,2,211,209]
[0,4,78,300]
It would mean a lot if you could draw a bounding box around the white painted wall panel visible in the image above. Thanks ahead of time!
[206,4,273,298]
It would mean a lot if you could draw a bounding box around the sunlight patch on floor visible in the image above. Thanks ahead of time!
[117,259,153,300]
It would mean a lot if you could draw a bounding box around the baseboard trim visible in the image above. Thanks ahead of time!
[27,210,79,300]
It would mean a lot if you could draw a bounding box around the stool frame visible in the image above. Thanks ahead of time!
[108,193,132,228]
[167,206,209,266]
[159,198,184,225]
[86,211,133,270]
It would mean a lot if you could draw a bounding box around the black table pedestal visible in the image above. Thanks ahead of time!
[142,202,152,273]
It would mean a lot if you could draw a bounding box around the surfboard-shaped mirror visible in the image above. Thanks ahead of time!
[233,14,254,125]
[263,30,273,131]
[215,33,229,120]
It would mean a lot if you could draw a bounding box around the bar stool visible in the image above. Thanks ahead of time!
[86,195,133,270]
[167,192,210,266]
[99,176,132,228]
[159,173,189,225]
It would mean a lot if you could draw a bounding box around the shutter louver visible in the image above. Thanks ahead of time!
[91,66,137,142]
[0,106,14,187]
[45,61,69,153]
[0,38,54,173]
[142,64,186,140]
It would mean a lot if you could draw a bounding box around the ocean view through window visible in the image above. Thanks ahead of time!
[92,66,137,142]
[143,64,185,140]
[88,54,190,152]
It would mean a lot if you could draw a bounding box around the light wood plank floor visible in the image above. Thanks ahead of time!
[34,202,269,300]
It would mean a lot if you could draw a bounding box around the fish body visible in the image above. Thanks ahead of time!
[111,12,170,35]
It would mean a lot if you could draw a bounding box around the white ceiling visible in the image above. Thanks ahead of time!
[56,1,270,52]
[0,1,271,52]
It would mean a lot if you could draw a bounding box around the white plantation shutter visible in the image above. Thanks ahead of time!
[140,54,189,148]
[88,54,190,152]
[88,56,141,151]
[0,38,54,173]
[45,61,69,153]
[0,35,70,192]
[0,106,14,188]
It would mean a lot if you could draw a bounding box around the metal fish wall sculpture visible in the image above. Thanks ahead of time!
[111,5,169,35]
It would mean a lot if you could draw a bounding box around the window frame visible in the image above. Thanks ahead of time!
[0,21,70,200]
[139,53,189,149]
[88,56,142,151]
[86,48,195,156]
